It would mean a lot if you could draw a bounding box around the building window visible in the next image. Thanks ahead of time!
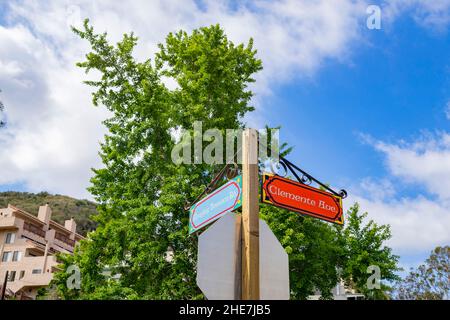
[5,232,15,244]
[2,251,11,262]
[9,271,16,281]
[12,251,22,262]
[32,269,42,274]
[19,270,25,280]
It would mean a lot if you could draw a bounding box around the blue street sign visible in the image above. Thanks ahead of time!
[189,175,242,234]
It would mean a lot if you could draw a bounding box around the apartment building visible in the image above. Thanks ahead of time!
[0,204,84,299]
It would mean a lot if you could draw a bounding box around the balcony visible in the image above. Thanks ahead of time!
[22,222,46,246]
[0,216,19,230]
[53,238,74,253]
[55,232,75,247]
[8,272,54,294]
[23,221,46,238]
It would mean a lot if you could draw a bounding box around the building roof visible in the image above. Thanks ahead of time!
[7,204,85,240]
[8,205,45,226]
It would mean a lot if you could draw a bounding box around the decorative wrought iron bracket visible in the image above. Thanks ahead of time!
[184,162,240,211]
[272,156,347,199]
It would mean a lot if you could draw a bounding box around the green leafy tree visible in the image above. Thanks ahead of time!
[336,203,401,299]
[52,20,261,299]
[262,202,400,300]
[394,246,449,300]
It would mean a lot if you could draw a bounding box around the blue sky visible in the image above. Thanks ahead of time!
[263,11,450,272]
[1,0,450,276]
[270,13,450,192]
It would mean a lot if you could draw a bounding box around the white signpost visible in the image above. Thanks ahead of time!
[196,213,241,300]
[259,219,290,300]
[196,214,289,300]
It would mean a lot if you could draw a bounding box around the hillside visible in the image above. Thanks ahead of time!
[0,191,97,236]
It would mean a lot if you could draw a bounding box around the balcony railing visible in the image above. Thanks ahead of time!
[55,232,75,247]
[23,221,46,238]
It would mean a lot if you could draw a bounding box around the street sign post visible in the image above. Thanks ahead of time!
[241,128,260,300]
[193,129,346,300]
[189,175,242,234]
[196,214,289,300]
[261,173,344,224]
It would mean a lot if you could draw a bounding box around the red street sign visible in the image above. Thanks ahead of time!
[261,173,344,224]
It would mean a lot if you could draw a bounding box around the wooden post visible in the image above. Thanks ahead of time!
[233,215,242,300]
[241,128,260,300]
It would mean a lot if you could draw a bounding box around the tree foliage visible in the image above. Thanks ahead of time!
[52,19,261,300]
[261,202,400,299]
[394,246,449,300]
[336,203,401,299]
[50,20,400,300]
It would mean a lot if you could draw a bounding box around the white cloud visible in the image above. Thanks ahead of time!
[348,132,450,255]
[0,0,448,200]
[383,0,450,31]
[0,0,370,198]
[6,0,370,92]
[0,23,109,199]
[346,193,450,254]
[374,133,450,200]
[357,177,396,201]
